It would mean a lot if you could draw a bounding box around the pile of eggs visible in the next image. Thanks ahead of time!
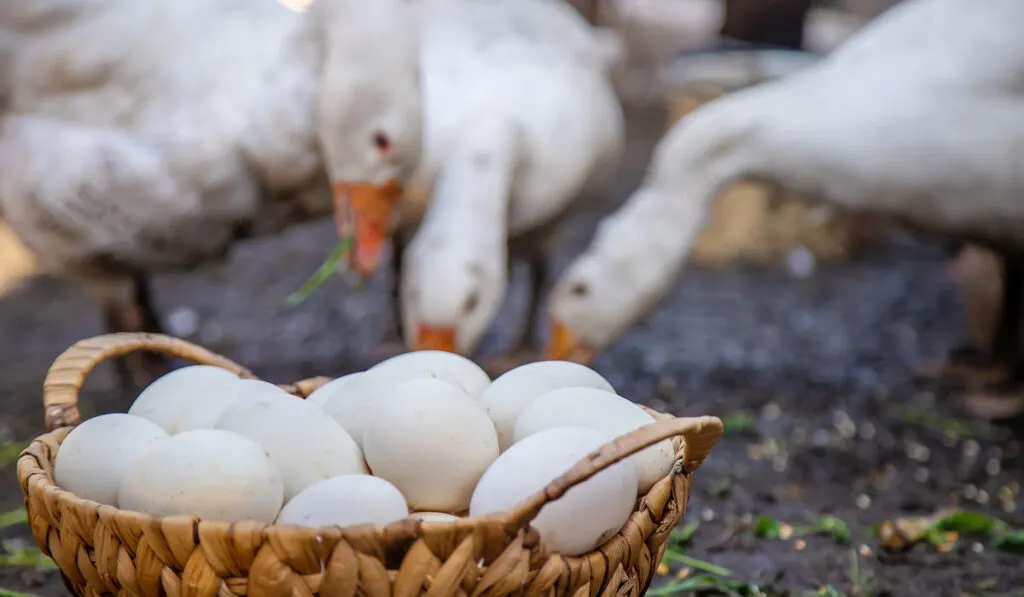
[53,352,676,556]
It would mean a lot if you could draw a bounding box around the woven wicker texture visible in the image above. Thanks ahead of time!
[18,333,723,597]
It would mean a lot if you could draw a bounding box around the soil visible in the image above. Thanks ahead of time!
[0,103,1021,597]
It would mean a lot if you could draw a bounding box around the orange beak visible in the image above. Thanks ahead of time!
[544,320,596,364]
[415,324,458,353]
[333,179,403,278]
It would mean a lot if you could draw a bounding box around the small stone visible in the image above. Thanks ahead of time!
[167,307,200,338]
[701,508,716,522]
[856,494,872,509]
[964,440,981,458]
[785,246,816,279]
[972,542,984,554]
[914,467,929,483]
[762,403,781,421]
[986,458,1001,476]
[676,567,691,580]
[858,544,873,558]
[794,539,806,551]
[964,484,978,500]
[977,490,989,505]
[657,563,669,576]
[859,423,876,441]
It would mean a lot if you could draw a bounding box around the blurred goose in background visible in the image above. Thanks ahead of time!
[0,0,422,389]
[394,0,624,363]
[544,0,1024,418]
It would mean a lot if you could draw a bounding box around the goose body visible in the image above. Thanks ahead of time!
[0,0,423,386]
[397,0,625,357]
[544,0,1024,415]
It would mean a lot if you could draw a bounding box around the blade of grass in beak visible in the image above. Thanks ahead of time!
[284,235,353,307]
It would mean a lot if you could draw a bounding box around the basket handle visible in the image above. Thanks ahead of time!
[502,415,723,534]
[43,332,255,431]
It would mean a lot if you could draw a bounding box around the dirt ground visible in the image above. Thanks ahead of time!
[0,104,1021,597]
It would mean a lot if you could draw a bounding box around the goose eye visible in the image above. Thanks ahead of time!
[462,291,480,314]
[570,282,590,298]
[373,131,392,153]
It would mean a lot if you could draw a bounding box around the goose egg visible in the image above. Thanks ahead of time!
[54,413,169,506]
[118,429,283,522]
[370,350,491,397]
[479,361,614,451]
[514,387,674,493]
[128,365,241,434]
[176,379,295,432]
[363,377,498,512]
[215,390,366,501]
[277,475,408,528]
[469,426,636,556]
[320,366,464,448]
[305,372,363,406]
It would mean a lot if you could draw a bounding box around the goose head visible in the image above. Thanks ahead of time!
[312,0,424,276]
[543,88,766,364]
[400,234,507,356]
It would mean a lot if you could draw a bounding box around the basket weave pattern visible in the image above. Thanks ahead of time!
[17,333,723,597]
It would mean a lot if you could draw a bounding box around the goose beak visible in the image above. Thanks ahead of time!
[544,320,596,364]
[415,324,458,353]
[333,179,403,278]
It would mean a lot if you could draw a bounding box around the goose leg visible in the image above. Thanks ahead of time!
[484,254,548,376]
[957,259,1024,419]
[916,247,1010,384]
[102,275,172,391]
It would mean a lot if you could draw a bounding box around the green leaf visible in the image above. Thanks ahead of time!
[647,574,758,596]
[936,511,996,536]
[669,521,700,547]
[0,588,48,597]
[283,238,353,308]
[818,515,851,544]
[662,552,735,578]
[0,509,27,530]
[0,442,28,468]
[995,528,1024,550]
[721,411,756,435]
[755,515,781,539]
[0,545,56,569]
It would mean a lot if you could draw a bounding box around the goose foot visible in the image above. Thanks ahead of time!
[914,345,1012,387]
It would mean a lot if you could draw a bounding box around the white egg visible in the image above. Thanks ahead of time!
[513,387,675,493]
[320,366,464,448]
[277,475,409,528]
[128,365,241,434]
[479,361,615,451]
[176,379,293,432]
[215,391,367,501]
[53,414,169,506]
[410,511,459,522]
[118,429,283,522]
[305,372,363,406]
[470,426,636,556]
[370,350,491,397]
[363,377,498,512]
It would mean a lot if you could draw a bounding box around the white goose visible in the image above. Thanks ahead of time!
[392,0,625,360]
[0,0,422,387]
[543,0,1024,417]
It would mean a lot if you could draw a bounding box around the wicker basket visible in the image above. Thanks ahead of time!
[17,333,723,597]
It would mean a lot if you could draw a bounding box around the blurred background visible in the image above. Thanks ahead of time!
[1,0,1021,595]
